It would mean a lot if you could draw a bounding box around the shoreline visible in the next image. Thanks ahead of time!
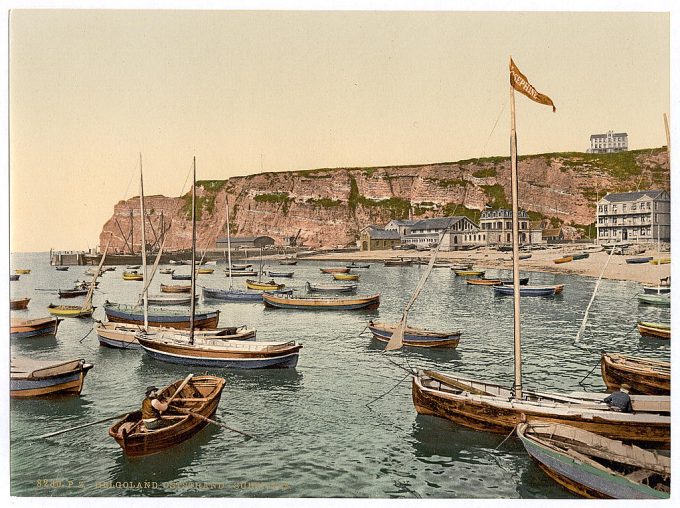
[295,246,670,286]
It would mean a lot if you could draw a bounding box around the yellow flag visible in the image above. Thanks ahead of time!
[510,58,556,112]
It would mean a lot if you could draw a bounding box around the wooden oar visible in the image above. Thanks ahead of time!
[164,373,194,407]
[168,405,256,439]
[33,411,132,440]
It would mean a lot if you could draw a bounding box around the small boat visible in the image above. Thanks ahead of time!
[571,252,589,260]
[10,316,62,339]
[650,258,671,265]
[122,271,144,281]
[600,352,670,395]
[493,285,556,297]
[171,273,192,280]
[103,302,220,330]
[47,304,94,318]
[553,284,565,294]
[553,256,573,264]
[160,283,192,293]
[102,266,116,272]
[466,278,502,286]
[368,321,461,348]
[454,269,485,277]
[95,322,256,349]
[10,357,93,398]
[517,422,670,499]
[642,285,670,294]
[10,298,30,310]
[637,321,671,340]
[203,287,292,302]
[15,269,31,275]
[84,268,101,277]
[246,279,285,291]
[626,257,654,264]
[384,259,412,267]
[126,265,141,270]
[146,294,198,306]
[109,375,226,457]
[320,267,351,274]
[279,259,297,266]
[10,274,20,281]
[195,268,214,274]
[231,263,253,270]
[159,268,175,275]
[637,293,670,307]
[263,292,380,311]
[333,273,359,281]
[75,280,100,289]
[518,253,533,260]
[58,288,89,298]
[267,271,294,278]
[346,263,370,269]
[223,270,258,277]
[306,281,358,293]
[55,266,69,271]
[450,263,473,270]
[500,277,530,285]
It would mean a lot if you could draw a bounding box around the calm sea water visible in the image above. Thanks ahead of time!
[9,252,671,498]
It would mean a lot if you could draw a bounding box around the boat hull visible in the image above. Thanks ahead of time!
[10,317,61,339]
[263,292,380,310]
[104,304,220,329]
[10,360,93,398]
[600,353,670,395]
[412,374,670,449]
[637,294,670,307]
[637,322,670,339]
[493,285,556,296]
[160,284,191,293]
[368,323,460,348]
[47,304,94,318]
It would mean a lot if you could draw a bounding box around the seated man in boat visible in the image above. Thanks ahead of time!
[603,384,632,413]
[141,386,170,430]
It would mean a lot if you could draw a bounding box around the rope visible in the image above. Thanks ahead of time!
[494,425,516,450]
[574,247,616,344]
[365,371,411,409]
[78,327,94,343]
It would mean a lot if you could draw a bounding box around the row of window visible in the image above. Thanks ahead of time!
[480,222,529,230]
[599,227,656,237]
[598,201,659,213]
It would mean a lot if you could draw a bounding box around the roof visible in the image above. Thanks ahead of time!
[590,133,628,139]
[411,216,469,230]
[386,219,418,226]
[216,236,257,244]
[364,228,401,240]
[542,228,562,237]
[602,190,667,203]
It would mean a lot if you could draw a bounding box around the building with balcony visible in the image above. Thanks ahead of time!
[596,190,670,243]
[588,131,628,153]
[479,209,542,245]
[401,216,483,251]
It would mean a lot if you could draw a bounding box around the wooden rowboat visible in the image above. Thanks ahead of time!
[333,273,359,281]
[626,257,654,264]
[642,285,670,294]
[454,269,485,277]
[279,259,297,265]
[650,258,670,265]
[103,302,220,330]
[346,263,370,269]
[246,279,285,291]
[47,303,94,318]
[171,273,192,280]
[10,298,30,310]
[320,267,351,274]
[122,271,143,281]
[11,316,62,339]
[11,357,93,398]
[160,283,192,293]
[571,252,589,260]
[55,266,69,271]
[412,370,670,449]
[368,321,461,348]
[466,278,501,286]
[305,281,358,293]
[267,271,294,278]
[517,422,670,499]
[637,321,670,340]
[15,269,31,274]
[146,294,198,306]
[600,352,670,395]
[196,268,214,274]
[159,268,175,274]
[263,292,380,311]
[58,288,88,298]
[109,375,226,456]
[637,294,670,307]
[384,259,412,267]
[553,256,573,264]
[493,285,556,297]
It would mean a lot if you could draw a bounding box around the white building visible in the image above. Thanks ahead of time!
[401,216,484,251]
[588,131,628,153]
[479,209,542,245]
[596,190,670,243]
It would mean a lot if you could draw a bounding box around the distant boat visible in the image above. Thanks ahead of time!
[146,294,198,306]
[10,274,20,281]
[10,298,30,310]
[47,304,94,318]
[449,263,473,270]
[223,270,258,277]
[637,321,671,340]
[103,302,220,330]
[650,258,670,265]
[384,259,412,267]
[466,278,502,286]
[10,316,61,339]
[58,288,89,298]
[600,352,670,395]
[320,267,351,274]
[454,269,485,277]
[571,252,589,260]
[553,256,573,264]
[55,266,69,271]
[517,422,670,499]
[305,281,358,293]
[15,269,31,275]
[171,273,192,280]
[159,268,175,274]
[109,375,226,457]
[518,253,532,260]
[494,285,556,297]
[368,321,461,348]
[126,265,141,270]
[246,279,285,291]
[637,294,670,307]
[160,283,192,293]
[263,292,380,311]
[267,271,294,278]
[122,271,143,281]
[626,257,654,264]
[231,263,253,270]
[346,263,370,269]
[196,268,214,274]
[10,357,93,398]
[333,273,359,281]
[499,277,530,285]
[203,287,292,302]
[279,259,297,266]
[642,285,670,294]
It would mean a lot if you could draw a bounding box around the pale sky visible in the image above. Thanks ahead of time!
[6,2,676,253]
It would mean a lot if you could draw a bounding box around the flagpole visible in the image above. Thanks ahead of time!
[509,60,522,400]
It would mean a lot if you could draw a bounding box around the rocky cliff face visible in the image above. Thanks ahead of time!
[99,148,669,251]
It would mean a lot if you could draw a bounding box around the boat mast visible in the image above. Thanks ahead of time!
[139,153,149,330]
[509,61,523,400]
[226,195,233,289]
[189,156,197,344]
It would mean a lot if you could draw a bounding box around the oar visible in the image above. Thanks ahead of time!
[168,406,256,439]
[33,411,132,440]
[164,374,194,407]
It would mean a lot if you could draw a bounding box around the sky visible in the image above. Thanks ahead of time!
[5,2,676,253]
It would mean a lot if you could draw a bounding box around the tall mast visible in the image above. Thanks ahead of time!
[139,153,149,329]
[226,195,233,289]
[509,63,522,400]
[189,156,197,344]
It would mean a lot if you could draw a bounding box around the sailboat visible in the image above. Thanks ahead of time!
[409,59,670,449]
[137,157,301,368]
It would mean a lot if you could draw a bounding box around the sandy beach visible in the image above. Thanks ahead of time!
[298,245,670,286]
